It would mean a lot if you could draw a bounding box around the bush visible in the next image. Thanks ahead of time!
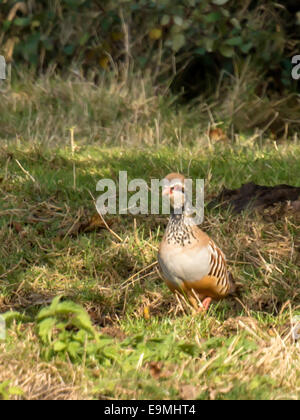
[0,1,299,91]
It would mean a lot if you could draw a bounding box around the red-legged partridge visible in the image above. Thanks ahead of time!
[158,173,235,311]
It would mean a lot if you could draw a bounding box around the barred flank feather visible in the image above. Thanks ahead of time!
[208,240,230,295]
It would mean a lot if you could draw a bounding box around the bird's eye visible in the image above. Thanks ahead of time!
[173,184,184,192]
[169,184,184,194]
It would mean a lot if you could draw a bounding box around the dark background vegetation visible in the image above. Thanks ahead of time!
[1,0,299,136]
[1,1,299,89]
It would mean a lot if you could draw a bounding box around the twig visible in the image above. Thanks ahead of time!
[238,320,264,344]
[119,8,131,82]
[175,290,187,314]
[261,111,279,136]
[234,297,251,317]
[143,240,158,252]
[120,261,158,289]
[70,127,76,190]
[279,300,291,316]
[87,188,123,242]
[63,209,83,240]
[190,288,204,309]
[0,259,23,279]
[97,211,123,243]
[15,159,37,184]
[4,157,10,181]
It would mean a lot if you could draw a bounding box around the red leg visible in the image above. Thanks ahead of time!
[202,297,212,311]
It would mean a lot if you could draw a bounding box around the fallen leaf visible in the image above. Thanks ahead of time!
[149,28,162,40]
[180,384,198,400]
[102,326,127,341]
[148,361,164,379]
[10,221,23,234]
[291,200,300,212]
[57,213,114,238]
[209,388,217,400]
[218,384,233,394]
[208,127,229,142]
[268,328,276,337]
[83,213,113,232]
[143,305,150,320]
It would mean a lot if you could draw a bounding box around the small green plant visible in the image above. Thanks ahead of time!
[35,297,201,366]
[0,381,23,401]
[36,296,115,363]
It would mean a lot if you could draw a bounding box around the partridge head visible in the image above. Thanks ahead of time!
[158,172,235,312]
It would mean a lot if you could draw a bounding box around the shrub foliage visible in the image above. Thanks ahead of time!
[0,1,299,88]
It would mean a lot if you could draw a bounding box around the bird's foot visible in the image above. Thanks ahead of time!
[197,297,212,312]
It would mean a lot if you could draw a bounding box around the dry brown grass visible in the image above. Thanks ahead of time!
[0,327,92,400]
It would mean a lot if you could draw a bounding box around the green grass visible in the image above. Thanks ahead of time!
[0,74,299,400]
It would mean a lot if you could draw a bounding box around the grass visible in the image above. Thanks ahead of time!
[0,73,299,400]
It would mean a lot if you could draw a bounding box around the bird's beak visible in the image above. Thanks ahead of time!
[162,187,170,197]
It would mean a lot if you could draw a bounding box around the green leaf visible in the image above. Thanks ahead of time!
[161,15,170,26]
[67,341,81,358]
[36,295,62,320]
[220,8,230,17]
[41,38,54,51]
[2,20,12,31]
[2,311,31,327]
[37,298,97,342]
[63,0,85,8]
[0,381,23,400]
[230,18,241,29]
[73,312,95,336]
[171,33,185,52]
[74,329,88,343]
[203,38,215,52]
[137,56,148,68]
[194,47,206,55]
[204,12,221,23]
[79,33,89,46]
[64,45,75,56]
[13,17,31,27]
[37,317,56,343]
[53,341,67,352]
[178,342,199,356]
[212,0,230,5]
[240,42,253,53]
[7,386,24,397]
[122,334,144,347]
[130,4,140,12]
[174,16,183,26]
[22,33,41,63]
[225,36,243,46]
[219,44,235,57]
